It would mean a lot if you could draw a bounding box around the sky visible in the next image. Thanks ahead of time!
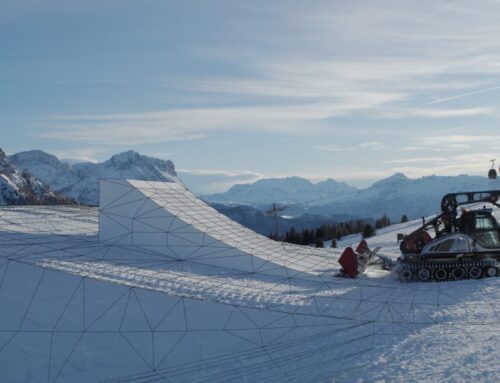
[2,0,500,193]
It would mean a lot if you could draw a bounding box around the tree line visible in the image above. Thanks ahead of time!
[271,214,408,248]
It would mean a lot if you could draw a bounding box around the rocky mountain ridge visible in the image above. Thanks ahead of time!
[0,149,75,205]
[9,150,177,205]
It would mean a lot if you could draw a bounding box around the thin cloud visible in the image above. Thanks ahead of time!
[398,146,425,152]
[50,148,105,163]
[420,135,492,145]
[400,135,485,154]
[315,145,355,152]
[316,141,387,152]
[359,141,387,150]
[417,85,500,107]
[390,151,498,178]
[36,104,344,144]
[384,157,448,165]
[375,107,495,119]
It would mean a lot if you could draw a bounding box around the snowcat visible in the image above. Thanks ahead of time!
[396,190,500,282]
[339,190,500,282]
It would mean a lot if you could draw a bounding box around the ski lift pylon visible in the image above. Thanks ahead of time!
[264,203,287,240]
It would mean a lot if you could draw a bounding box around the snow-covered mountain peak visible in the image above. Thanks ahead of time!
[0,148,17,173]
[9,150,78,191]
[0,149,12,170]
[0,148,74,205]
[107,150,142,168]
[104,150,172,172]
[372,172,409,188]
[316,178,357,192]
[10,149,178,205]
[10,149,63,167]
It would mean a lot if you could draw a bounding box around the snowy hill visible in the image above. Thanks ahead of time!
[206,172,500,220]
[10,150,178,205]
[0,149,74,205]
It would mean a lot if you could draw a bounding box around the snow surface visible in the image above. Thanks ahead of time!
[0,200,499,382]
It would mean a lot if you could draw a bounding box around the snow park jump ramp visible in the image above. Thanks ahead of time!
[0,180,499,382]
[98,179,337,277]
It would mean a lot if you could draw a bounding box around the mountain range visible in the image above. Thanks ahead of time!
[204,172,500,220]
[205,176,356,207]
[5,148,500,223]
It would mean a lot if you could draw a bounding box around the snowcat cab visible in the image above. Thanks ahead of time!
[397,190,500,282]
[420,210,500,253]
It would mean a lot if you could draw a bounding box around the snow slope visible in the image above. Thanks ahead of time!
[0,200,499,382]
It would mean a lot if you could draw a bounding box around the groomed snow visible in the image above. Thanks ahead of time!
[0,201,499,382]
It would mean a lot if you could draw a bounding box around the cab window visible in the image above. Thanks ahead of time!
[450,236,468,252]
[429,238,455,252]
[475,231,500,249]
[437,239,455,252]
[475,216,495,230]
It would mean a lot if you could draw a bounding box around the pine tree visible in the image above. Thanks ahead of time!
[315,228,324,245]
[362,223,375,238]
[315,237,324,248]
[375,215,391,229]
[345,222,353,235]
[331,238,337,248]
[401,214,409,223]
